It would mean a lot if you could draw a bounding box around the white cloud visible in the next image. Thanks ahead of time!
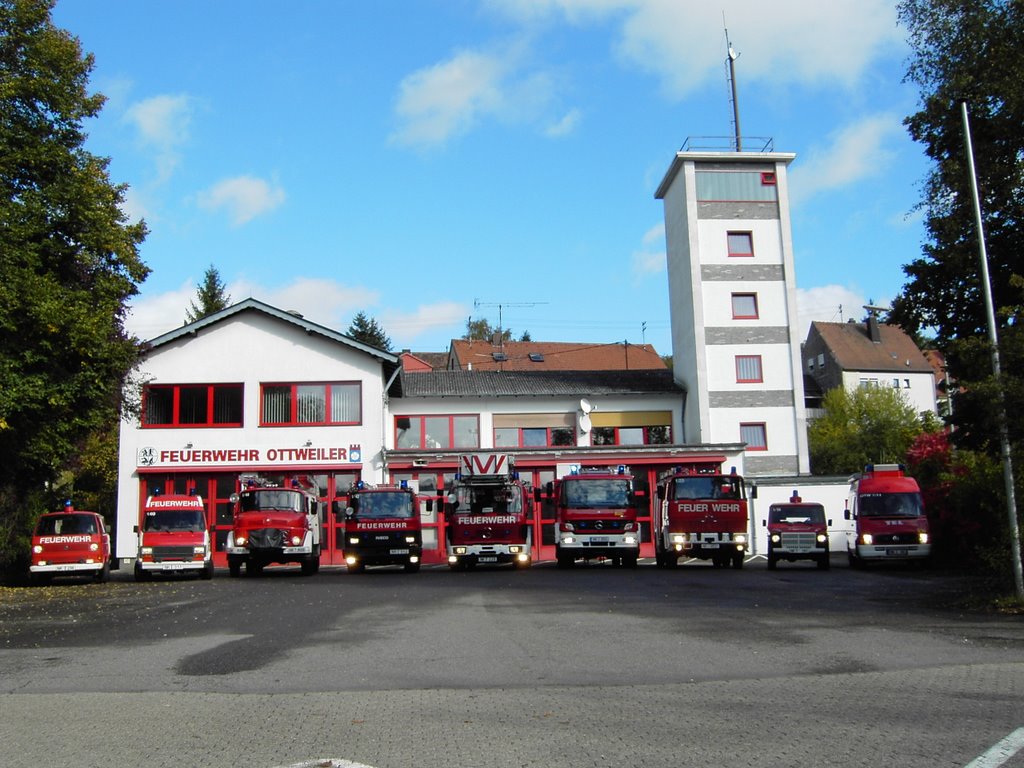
[789,114,903,204]
[381,302,470,347]
[485,0,904,97]
[118,186,150,226]
[123,94,192,181]
[197,176,286,226]
[795,284,892,341]
[545,108,582,137]
[390,41,563,148]
[632,222,665,278]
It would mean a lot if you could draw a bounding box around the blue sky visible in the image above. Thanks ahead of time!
[52,0,929,357]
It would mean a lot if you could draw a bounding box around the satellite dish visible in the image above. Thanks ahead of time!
[579,398,593,415]
[578,413,592,434]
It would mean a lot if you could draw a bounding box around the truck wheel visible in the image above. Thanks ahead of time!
[514,557,532,570]
[847,549,862,569]
[556,552,574,569]
[817,554,831,570]
[623,554,638,569]
[134,563,150,582]
[30,573,51,586]
[202,561,214,580]
[95,560,110,583]
[228,558,242,578]
[767,553,777,570]
[347,561,365,574]
[731,552,744,569]
[404,561,421,573]
[301,555,319,576]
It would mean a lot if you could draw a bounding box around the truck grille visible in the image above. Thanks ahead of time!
[575,520,627,531]
[152,546,196,561]
[248,529,286,548]
[874,532,919,545]
[781,532,817,552]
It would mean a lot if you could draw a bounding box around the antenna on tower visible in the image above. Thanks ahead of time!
[724,15,742,152]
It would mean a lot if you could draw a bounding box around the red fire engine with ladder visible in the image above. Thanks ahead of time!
[226,474,323,576]
[654,464,750,568]
[445,453,532,570]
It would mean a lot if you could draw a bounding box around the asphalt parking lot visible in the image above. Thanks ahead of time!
[1,556,1022,768]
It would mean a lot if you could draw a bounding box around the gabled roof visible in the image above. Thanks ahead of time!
[808,320,932,374]
[400,351,449,372]
[448,340,666,372]
[399,369,683,398]
[144,298,399,364]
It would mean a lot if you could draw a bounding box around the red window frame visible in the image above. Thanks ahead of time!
[761,172,777,186]
[727,231,754,258]
[740,422,768,451]
[591,425,672,446]
[731,293,759,319]
[142,383,244,428]
[259,382,362,427]
[394,415,480,450]
[493,426,576,448]
[735,355,763,383]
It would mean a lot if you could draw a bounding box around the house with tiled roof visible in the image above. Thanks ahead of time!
[446,339,666,372]
[399,350,449,373]
[802,314,938,417]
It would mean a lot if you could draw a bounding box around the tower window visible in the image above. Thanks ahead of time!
[727,231,754,257]
[731,293,759,319]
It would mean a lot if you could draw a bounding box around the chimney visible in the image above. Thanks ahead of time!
[867,313,881,343]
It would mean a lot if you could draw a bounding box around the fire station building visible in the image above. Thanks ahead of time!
[115,298,745,568]
[114,147,817,567]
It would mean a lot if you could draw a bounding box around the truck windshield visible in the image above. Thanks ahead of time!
[456,484,523,515]
[769,505,825,524]
[239,490,303,512]
[35,514,97,536]
[563,479,631,509]
[859,492,923,517]
[354,492,414,519]
[673,476,742,500]
[143,510,206,532]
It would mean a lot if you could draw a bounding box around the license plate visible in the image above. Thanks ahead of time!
[590,537,608,544]
[157,561,193,570]
[702,541,720,549]
[886,548,908,557]
[389,548,409,555]
[54,564,79,571]
[478,556,497,563]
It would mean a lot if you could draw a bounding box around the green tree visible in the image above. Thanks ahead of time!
[808,386,928,475]
[0,0,148,571]
[892,0,1024,345]
[347,311,392,351]
[463,317,514,342]
[185,264,231,323]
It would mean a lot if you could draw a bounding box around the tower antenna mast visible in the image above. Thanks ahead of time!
[724,16,742,152]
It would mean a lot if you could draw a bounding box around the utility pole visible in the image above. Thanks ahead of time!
[962,101,1023,599]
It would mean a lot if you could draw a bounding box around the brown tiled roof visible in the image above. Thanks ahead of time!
[400,351,449,372]
[811,321,932,374]
[448,340,666,371]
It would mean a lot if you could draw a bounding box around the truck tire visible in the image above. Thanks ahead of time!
[767,551,777,570]
[817,554,830,570]
[556,551,574,569]
[301,555,319,576]
[134,563,151,581]
[347,561,365,574]
[731,551,744,569]
[95,560,110,583]
[623,554,638,569]
[202,561,214,580]
[404,561,420,573]
[228,558,242,578]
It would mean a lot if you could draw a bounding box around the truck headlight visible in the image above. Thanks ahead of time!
[193,546,206,554]
[734,534,747,545]
[918,532,929,544]
[816,534,828,544]
[140,547,153,555]
[405,536,417,544]
[862,533,873,545]
[89,543,99,551]
[290,535,303,546]
[454,546,467,555]
[770,534,780,544]
[235,535,247,546]
[671,534,686,545]
[509,545,521,554]
[349,537,360,545]
[33,545,43,554]
[624,535,637,545]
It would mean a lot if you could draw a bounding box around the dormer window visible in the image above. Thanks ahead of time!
[492,352,507,362]
[529,353,544,362]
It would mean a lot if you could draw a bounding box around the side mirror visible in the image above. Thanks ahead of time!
[424,499,434,512]
[446,493,458,510]
[545,481,554,496]
[749,486,758,499]
[827,518,833,527]
[344,507,356,519]
[844,508,852,520]
[761,519,766,527]
[656,486,666,501]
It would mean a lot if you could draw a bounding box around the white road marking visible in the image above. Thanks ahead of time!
[277,760,378,768]
[965,728,1024,768]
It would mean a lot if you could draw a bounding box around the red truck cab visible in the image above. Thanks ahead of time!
[552,465,640,568]
[845,463,931,567]
[340,481,422,573]
[134,491,213,580]
[226,476,323,577]
[445,454,532,570]
[764,492,831,570]
[655,465,749,569]
[29,502,111,584]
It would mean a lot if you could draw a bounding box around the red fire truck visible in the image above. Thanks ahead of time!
[445,453,532,570]
[134,491,213,580]
[764,491,831,570]
[340,480,422,573]
[29,502,111,584]
[654,465,749,568]
[551,465,640,568]
[845,463,931,567]
[226,475,322,576]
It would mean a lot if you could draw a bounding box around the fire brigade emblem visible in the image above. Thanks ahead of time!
[138,447,156,466]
